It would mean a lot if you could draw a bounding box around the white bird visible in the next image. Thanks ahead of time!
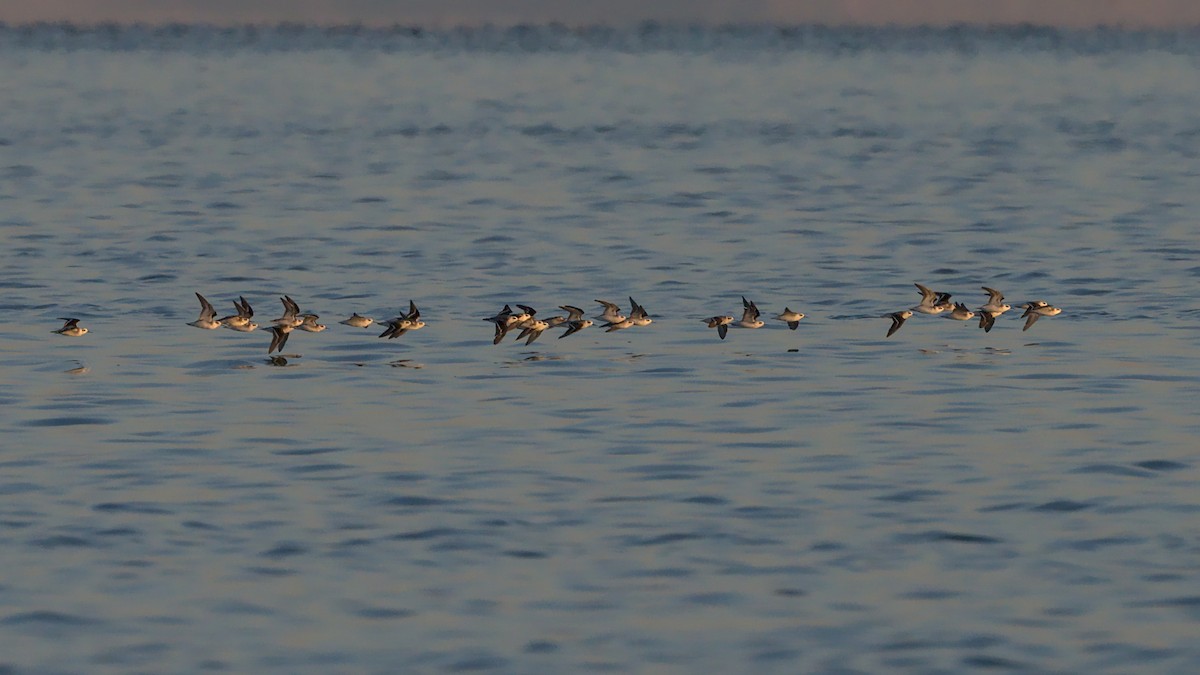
[979,287,1011,316]
[379,300,425,339]
[946,302,975,321]
[484,304,525,344]
[885,310,913,337]
[379,317,412,339]
[734,296,764,329]
[219,296,256,332]
[978,311,999,332]
[339,313,374,328]
[187,292,221,330]
[1021,303,1062,331]
[271,296,304,327]
[53,317,89,337]
[267,325,292,353]
[540,304,582,329]
[518,320,550,345]
[296,313,326,333]
[559,319,593,339]
[703,315,734,340]
[603,316,635,332]
[594,299,626,325]
[977,287,1011,332]
[628,297,652,327]
[774,307,805,330]
[912,283,952,315]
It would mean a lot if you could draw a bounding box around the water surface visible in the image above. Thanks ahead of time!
[1,24,1199,673]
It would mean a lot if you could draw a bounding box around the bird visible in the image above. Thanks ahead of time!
[912,283,952,315]
[885,310,913,337]
[379,316,412,339]
[946,302,975,321]
[540,305,583,330]
[53,317,88,337]
[515,308,549,342]
[187,292,221,330]
[518,320,550,345]
[484,304,526,344]
[267,325,291,353]
[594,299,626,325]
[271,296,304,327]
[977,287,1011,333]
[703,315,734,340]
[735,296,765,329]
[978,311,998,333]
[628,297,652,326]
[399,301,425,332]
[339,313,374,328]
[1021,303,1062,331]
[296,313,326,332]
[559,319,593,339]
[379,300,424,339]
[219,296,256,332]
[602,316,635,332]
[979,287,1011,316]
[510,307,543,337]
[774,307,805,330]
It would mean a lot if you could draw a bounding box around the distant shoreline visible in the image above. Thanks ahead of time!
[3,20,1200,31]
[2,22,1198,54]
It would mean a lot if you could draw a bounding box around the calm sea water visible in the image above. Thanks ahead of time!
[2,24,1199,673]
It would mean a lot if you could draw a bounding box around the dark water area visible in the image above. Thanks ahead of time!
[4,22,1200,55]
[1,24,1198,673]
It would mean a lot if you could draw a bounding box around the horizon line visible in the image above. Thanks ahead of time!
[4,19,1200,30]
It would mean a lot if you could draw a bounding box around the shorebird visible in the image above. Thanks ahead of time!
[559,305,586,322]
[912,283,952,315]
[946,302,975,321]
[379,300,424,339]
[559,319,593,339]
[271,296,304,327]
[1022,300,1050,311]
[518,319,550,345]
[602,316,635,332]
[296,313,326,332]
[53,318,88,337]
[628,297,652,327]
[979,287,1011,316]
[267,325,291,353]
[977,287,1011,332]
[734,296,765,329]
[339,313,374,328]
[219,296,256,332]
[540,305,583,330]
[703,315,734,340]
[594,299,626,325]
[484,304,526,344]
[774,307,805,330]
[188,292,221,330]
[885,310,913,337]
[1021,303,1062,331]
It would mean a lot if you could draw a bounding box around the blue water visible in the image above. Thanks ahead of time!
[2,24,1199,673]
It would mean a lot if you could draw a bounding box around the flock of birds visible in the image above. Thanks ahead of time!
[882,284,1062,338]
[50,283,1063,350]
